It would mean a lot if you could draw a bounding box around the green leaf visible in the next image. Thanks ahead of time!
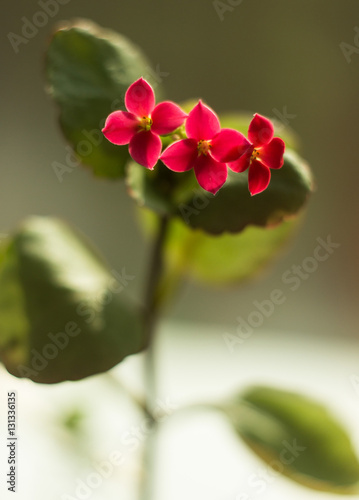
[178,149,314,235]
[162,216,300,285]
[45,19,161,179]
[224,386,359,493]
[0,217,145,384]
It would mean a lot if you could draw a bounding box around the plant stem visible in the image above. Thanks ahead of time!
[143,214,169,346]
[140,214,169,500]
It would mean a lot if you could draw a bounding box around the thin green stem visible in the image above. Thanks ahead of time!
[144,214,168,323]
[139,214,170,500]
[143,214,169,404]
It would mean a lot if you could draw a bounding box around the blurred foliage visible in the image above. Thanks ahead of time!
[163,217,301,286]
[46,19,162,179]
[224,386,359,493]
[0,217,145,383]
[140,208,301,287]
[176,149,313,234]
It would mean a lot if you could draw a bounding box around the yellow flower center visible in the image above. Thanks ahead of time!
[251,148,260,161]
[197,140,211,156]
[139,116,153,131]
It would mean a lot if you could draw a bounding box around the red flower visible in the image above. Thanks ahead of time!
[160,101,248,194]
[228,114,285,195]
[102,78,187,169]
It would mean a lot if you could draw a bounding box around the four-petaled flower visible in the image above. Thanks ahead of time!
[228,113,285,195]
[160,100,248,194]
[102,78,286,195]
[102,78,187,169]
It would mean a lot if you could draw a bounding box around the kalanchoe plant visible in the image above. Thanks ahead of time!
[102,77,188,169]
[103,79,285,196]
[0,18,358,500]
[228,112,286,195]
[160,99,250,194]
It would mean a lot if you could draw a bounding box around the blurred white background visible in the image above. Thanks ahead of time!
[1,323,359,500]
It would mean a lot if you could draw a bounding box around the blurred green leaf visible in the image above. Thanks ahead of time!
[224,386,359,493]
[129,151,313,236]
[0,217,144,384]
[162,216,300,285]
[45,19,161,179]
[179,149,314,235]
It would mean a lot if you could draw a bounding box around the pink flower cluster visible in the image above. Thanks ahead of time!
[102,78,285,195]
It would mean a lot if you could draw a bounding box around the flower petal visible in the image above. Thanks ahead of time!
[185,100,221,141]
[125,78,155,117]
[129,130,162,170]
[160,139,197,172]
[211,128,251,162]
[248,159,271,195]
[193,154,227,195]
[259,137,285,169]
[248,113,274,147]
[102,111,138,145]
[151,101,188,135]
[227,148,253,173]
